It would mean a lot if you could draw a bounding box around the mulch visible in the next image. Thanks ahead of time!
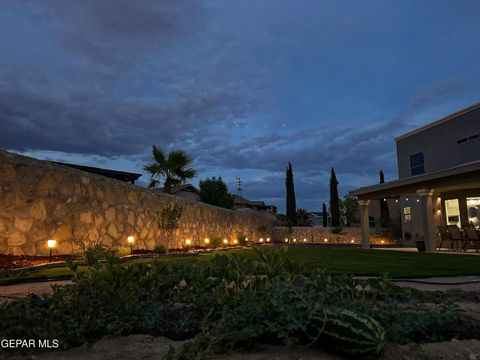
[0,254,76,271]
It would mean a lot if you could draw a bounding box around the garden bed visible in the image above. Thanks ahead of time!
[0,254,78,271]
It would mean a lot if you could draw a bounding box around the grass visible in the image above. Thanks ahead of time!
[1,247,480,285]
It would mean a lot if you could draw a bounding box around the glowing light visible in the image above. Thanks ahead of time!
[127,236,135,244]
[324,238,328,242]
[351,239,354,243]
[416,199,420,202]
[233,239,238,244]
[303,238,307,242]
[266,238,270,242]
[381,240,385,244]
[259,238,264,242]
[245,237,249,241]
[204,238,210,244]
[185,239,191,245]
[395,199,399,203]
[383,198,387,201]
[406,198,409,201]
[285,238,289,242]
[47,239,56,248]
[223,239,228,244]
[293,238,297,242]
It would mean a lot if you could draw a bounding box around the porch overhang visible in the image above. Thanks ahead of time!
[350,160,480,200]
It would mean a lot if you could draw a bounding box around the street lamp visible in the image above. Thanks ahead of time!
[47,239,56,263]
[127,236,135,255]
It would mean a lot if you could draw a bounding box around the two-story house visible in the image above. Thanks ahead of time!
[350,103,480,252]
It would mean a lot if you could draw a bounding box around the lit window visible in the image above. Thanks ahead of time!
[409,152,425,176]
[403,207,411,222]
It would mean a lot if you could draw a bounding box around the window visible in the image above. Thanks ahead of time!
[409,152,425,176]
[403,207,411,222]
[445,199,461,227]
[466,197,480,227]
[457,133,479,145]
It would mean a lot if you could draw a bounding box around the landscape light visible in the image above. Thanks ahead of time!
[127,235,135,255]
[351,239,354,243]
[395,199,399,203]
[259,238,264,242]
[416,199,420,202]
[233,239,238,244]
[285,238,288,242]
[381,240,385,244]
[293,238,297,242]
[324,238,328,242]
[266,238,270,242]
[303,238,307,242]
[47,239,56,263]
[204,238,210,244]
[223,239,228,244]
[383,198,387,201]
[406,198,409,201]
[185,239,191,246]
[245,237,249,241]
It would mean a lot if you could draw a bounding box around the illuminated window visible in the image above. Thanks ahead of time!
[445,199,461,227]
[466,197,480,227]
[403,207,411,222]
[409,152,425,176]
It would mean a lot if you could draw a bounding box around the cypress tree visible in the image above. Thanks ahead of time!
[329,167,341,227]
[285,162,297,226]
[322,202,328,227]
[379,170,390,227]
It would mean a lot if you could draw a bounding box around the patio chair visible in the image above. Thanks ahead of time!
[446,225,465,251]
[463,224,480,252]
[437,225,450,250]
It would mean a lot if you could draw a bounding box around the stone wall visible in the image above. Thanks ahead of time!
[272,227,396,245]
[0,151,274,256]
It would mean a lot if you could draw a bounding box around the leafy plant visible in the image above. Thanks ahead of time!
[159,203,183,248]
[330,227,344,243]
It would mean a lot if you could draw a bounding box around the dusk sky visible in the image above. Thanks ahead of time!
[1,0,479,213]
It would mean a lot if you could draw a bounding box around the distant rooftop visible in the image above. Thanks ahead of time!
[53,162,141,184]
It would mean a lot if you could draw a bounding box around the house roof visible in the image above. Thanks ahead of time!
[395,102,480,142]
[350,159,480,199]
[169,184,200,194]
[233,195,276,209]
[53,162,141,183]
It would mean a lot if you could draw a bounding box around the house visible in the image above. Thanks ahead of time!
[350,103,480,252]
[233,195,277,214]
[54,162,142,184]
[151,184,201,202]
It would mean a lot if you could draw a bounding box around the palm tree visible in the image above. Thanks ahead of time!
[144,145,197,192]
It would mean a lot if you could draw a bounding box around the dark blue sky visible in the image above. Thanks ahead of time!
[1,0,479,212]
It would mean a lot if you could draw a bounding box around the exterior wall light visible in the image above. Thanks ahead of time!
[127,236,135,254]
[47,239,56,263]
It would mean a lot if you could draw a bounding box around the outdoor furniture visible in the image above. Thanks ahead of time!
[446,225,465,251]
[437,225,450,250]
[463,224,480,252]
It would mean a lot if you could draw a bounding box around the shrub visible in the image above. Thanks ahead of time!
[0,248,478,358]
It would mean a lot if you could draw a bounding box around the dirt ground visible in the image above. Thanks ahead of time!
[2,334,480,360]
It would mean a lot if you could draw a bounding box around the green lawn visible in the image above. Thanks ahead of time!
[1,247,480,285]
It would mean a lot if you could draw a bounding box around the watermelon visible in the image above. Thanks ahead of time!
[316,308,385,357]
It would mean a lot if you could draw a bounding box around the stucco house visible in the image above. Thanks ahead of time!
[350,103,480,252]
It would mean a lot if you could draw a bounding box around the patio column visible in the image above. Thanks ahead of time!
[358,200,370,249]
[417,189,436,252]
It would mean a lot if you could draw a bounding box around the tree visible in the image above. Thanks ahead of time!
[296,208,313,227]
[340,194,359,227]
[199,176,234,209]
[144,145,196,192]
[159,203,183,249]
[379,170,390,228]
[285,161,297,226]
[322,203,328,227]
[329,167,341,227]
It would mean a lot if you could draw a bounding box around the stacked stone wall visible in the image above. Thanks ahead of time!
[0,151,274,255]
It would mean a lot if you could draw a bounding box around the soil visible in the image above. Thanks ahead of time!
[2,335,480,360]
[0,255,77,271]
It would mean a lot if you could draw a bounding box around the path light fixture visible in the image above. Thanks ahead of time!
[185,239,191,247]
[47,239,56,263]
[204,238,210,245]
[303,238,307,242]
[266,237,270,242]
[127,236,135,255]
[223,238,228,245]
[245,237,249,242]
[293,238,297,242]
[259,238,264,242]
[233,239,238,245]
[324,238,328,242]
[285,238,288,243]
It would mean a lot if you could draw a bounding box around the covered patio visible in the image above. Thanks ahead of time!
[350,160,480,252]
